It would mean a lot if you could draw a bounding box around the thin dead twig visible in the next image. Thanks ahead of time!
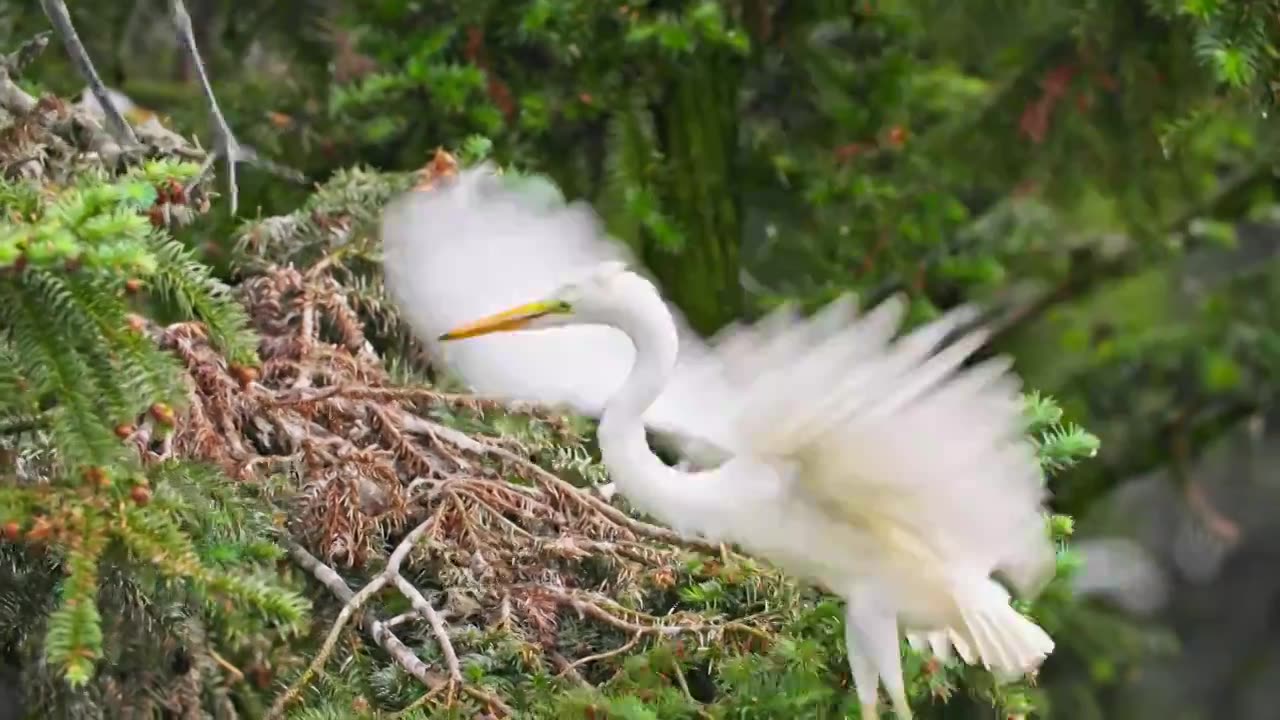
[272,524,509,717]
[561,631,643,674]
[533,585,772,643]
[392,574,461,681]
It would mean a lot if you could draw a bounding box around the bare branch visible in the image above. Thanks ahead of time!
[167,0,246,213]
[268,543,397,718]
[1,31,52,75]
[276,527,511,718]
[38,0,139,147]
[392,574,462,681]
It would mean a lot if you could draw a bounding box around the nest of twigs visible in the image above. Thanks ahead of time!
[147,250,773,715]
[0,32,217,229]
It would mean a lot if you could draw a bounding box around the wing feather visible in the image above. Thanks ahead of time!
[716,298,1054,591]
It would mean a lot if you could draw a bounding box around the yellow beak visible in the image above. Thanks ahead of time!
[437,300,560,341]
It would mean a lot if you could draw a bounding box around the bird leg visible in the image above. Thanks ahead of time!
[38,0,139,147]
[167,0,252,214]
[846,598,912,719]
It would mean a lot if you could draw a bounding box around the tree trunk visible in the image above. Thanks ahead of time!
[643,52,744,337]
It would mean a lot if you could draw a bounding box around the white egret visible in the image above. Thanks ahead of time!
[380,163,1057,718]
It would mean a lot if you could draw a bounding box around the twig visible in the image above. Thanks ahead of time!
[276,532,512,717]
[384,610,417,628]
[1,31,52,75]
[535,585,771,643]
[38,0,139,147]
[207,649,244,683]
[268,547,395,718]
[389,680,453,718]
[168,0,246,214]
[548,651,590,687]
[669,657,695,702]
[409,416,722,555]
[392,574,462,681]
[561,631,642,674]
[514,449,720,553]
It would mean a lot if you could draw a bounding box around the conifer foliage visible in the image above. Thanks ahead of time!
[1148,0,1280,108]
[0,38,307,715]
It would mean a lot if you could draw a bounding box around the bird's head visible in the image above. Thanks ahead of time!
[437,261,659,342]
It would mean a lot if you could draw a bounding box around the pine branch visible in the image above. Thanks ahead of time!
[42,515,108,686]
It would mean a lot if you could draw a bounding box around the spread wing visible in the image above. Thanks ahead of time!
[379,163,740,459]
[380,163,1053,591]
[715,296,1055,594]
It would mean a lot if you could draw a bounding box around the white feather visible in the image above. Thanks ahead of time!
[380,164,739,460]
[723,302,1053,596]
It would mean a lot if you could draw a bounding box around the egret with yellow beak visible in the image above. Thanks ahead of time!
[381,164,1056,719]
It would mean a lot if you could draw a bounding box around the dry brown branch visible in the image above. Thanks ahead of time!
[528,586,771,643]
[207,650,244,683]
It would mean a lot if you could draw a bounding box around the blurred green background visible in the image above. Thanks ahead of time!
[8,0,1280,717]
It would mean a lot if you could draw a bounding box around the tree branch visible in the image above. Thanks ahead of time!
[986,152,1280,345]
[38,0,139,147]
[167,0,247,214]
[274,529,511,718]
[1,31,52,76]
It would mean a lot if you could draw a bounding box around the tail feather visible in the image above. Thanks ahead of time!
[952,578,1054,676]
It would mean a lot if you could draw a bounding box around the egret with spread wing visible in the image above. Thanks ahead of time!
[381,164,1056,719]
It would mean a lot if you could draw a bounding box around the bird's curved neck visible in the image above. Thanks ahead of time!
[596,294,682,511]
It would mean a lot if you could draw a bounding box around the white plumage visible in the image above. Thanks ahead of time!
[380,169,739,459]
[380,163,1057,718]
